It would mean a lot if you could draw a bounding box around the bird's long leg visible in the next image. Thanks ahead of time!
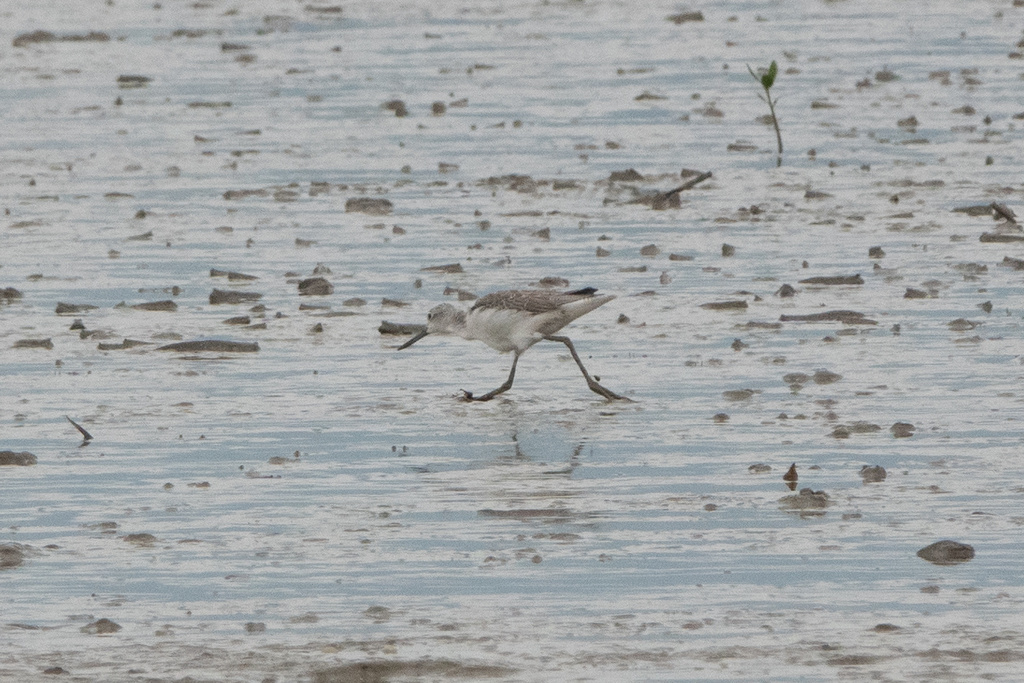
[462,352,519,402]
[543,335,631,401]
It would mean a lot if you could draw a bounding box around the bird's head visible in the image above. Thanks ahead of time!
[398,303,465,349]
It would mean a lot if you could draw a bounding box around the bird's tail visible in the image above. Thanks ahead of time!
[560,291,614,322]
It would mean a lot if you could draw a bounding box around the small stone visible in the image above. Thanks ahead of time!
[798,274,864,286]
[783,372,810,386]
[1002,256,1024,270]
[890,422,915,438]
[209,289,262,305]
[860,465,887,483]
[723,389,756,401]
[81,618,122,634]
[131,300,177,312]
[344,197,393,215]
[947,318,977,331]
[916,540,975,565]
[0,543,27,568]
[782,463,798,481]
[421,263,463,274]
[666,11,703,23]
[156,340,259,353]
[382,99,408,117]
[779,488,831,510]
[297,277,333,296]
[13,339,53,350]
[699,300,747,311]
[812,370,842,384]
[608,168,643,182]
[123,533,157,546]
[868,246,885,258]
[780,310,875,324]
[0,451,37,466]
[55,302,99,314]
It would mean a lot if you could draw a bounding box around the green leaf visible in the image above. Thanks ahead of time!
[761,60,778,90]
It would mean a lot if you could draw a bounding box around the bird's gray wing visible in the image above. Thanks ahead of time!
[471,289,585,314]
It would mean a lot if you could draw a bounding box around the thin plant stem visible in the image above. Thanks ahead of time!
[748,61,783,161]
[766,91,782,156]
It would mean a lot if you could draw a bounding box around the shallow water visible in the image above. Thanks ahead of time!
[2,1,1024,681]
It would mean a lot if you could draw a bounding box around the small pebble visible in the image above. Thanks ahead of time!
[890,422,915,438]
[917,540,974,565]
[860,465,887,483]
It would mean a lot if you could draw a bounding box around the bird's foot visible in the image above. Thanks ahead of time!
[587,380,633,402]
[460,389,493,402]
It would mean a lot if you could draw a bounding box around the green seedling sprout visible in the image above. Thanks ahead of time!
[748,60,782,159]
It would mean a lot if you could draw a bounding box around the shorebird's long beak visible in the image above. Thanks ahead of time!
[398,328,428,350]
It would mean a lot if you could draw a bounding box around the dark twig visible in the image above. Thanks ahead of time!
[991,202,1018,225]
[66,415,94,441]
[654,170,713,202]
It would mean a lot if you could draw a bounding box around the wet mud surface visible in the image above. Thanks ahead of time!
[3,1,1024,681]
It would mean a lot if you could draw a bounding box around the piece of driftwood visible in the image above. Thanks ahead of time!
[648,170,713,209]
[990,202,1017,224]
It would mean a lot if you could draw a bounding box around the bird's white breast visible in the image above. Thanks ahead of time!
[462,306,555,353]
